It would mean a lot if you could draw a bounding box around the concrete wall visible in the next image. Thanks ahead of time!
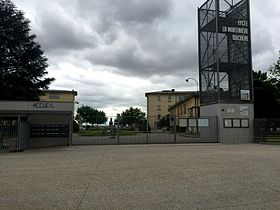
[200,103,254,144]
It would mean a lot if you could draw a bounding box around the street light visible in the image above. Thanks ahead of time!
[186,78,199,134]
[185,78,199,115]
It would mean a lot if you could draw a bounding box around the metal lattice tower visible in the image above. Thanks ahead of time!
[198,0,253,105]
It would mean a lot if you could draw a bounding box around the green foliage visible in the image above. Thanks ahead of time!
[268,55,280,80]
[75,105,108,125]
[253,69,280,118]
[0,0,54,100]
[73,120,79,133]
[157,115,170,129]
[118,107,147,131]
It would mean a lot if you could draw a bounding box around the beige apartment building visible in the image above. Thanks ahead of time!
[168,94,199,134]
[145,89,195,130]
[169,94,199,119]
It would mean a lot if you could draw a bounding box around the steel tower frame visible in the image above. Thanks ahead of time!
[198,0,253,105]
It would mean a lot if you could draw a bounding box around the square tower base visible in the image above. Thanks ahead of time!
[200,103,254,144]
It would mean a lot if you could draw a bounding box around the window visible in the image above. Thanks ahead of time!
[157,105,161,111]
[233,119,241,128]
[198,119,209,127]
[167,95,172,103]
[188,108,193,117]
[157,96,161,101]
[241,119,249,128]
[49,93,60,99]
[224,119,233,128]
[224,118,249,128]
[188,119,197,127]
[179,119,188,127]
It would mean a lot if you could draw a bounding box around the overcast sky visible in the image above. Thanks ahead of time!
[13,0,280,116]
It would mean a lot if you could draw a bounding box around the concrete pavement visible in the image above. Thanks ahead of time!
[0,144,280,209]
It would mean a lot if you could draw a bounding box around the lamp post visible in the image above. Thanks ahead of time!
[186,78,199,134]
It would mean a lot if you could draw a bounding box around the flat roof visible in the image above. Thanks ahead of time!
[43,89,78,96]
[145,90,195,97]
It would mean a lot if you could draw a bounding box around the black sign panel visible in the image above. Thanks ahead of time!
[31,124,69,138]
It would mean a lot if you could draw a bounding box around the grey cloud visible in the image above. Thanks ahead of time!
[77,88,146,111]
[76,0,172,45]
[86,39,197,77]
[77,0,171,25]
[33,8,96,53]
[114,0,171,24]
[76,0,197,78]
[252,30,274,57]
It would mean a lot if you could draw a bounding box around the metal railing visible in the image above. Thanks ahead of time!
[72,115,218,145]
[254,119,280,143]
[0,123,18,151]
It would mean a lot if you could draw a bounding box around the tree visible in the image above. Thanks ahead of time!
[73,120,79,133]
[76,105,107,126]
[157,115,170,129]
[0,0,54,100]
[118,107,147,131]
[268,55,280,80]
[253,70,280,118]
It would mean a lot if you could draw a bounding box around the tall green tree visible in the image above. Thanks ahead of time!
[268,55,280,79]
[76,105,107,125]
[0,0,54,100]
[118,107,147,131]
[253,70,280,118]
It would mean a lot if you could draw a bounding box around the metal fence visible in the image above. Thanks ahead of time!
[0,119,18,152]
[254,119,280,143]
[72,115,218,145]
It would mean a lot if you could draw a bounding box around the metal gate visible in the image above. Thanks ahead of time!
[254,119,280,143]
[0,118,18,151]
[72,116,219,145]
[198,117,218,143]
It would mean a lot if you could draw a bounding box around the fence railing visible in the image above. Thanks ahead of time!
[254,119,280,143]
[0,123,18,151]
[72,115,218,145]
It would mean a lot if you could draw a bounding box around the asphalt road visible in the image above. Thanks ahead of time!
[1,144,280,209]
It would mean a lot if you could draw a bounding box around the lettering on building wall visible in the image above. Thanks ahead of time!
[32,102,55,109]
[221,20,249,42]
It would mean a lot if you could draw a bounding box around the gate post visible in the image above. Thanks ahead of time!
[116,115,120,144]
[146,117,149,144]
[174,115,177,143]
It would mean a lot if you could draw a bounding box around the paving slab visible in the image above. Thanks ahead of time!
[0,144,280,209]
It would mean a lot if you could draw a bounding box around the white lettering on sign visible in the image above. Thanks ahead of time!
[221,20,249,42]
[32,102,55,109]
[227,27,248,34]
[238,20,248,27]
[232,34,249,42]
[222,26,248,34]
